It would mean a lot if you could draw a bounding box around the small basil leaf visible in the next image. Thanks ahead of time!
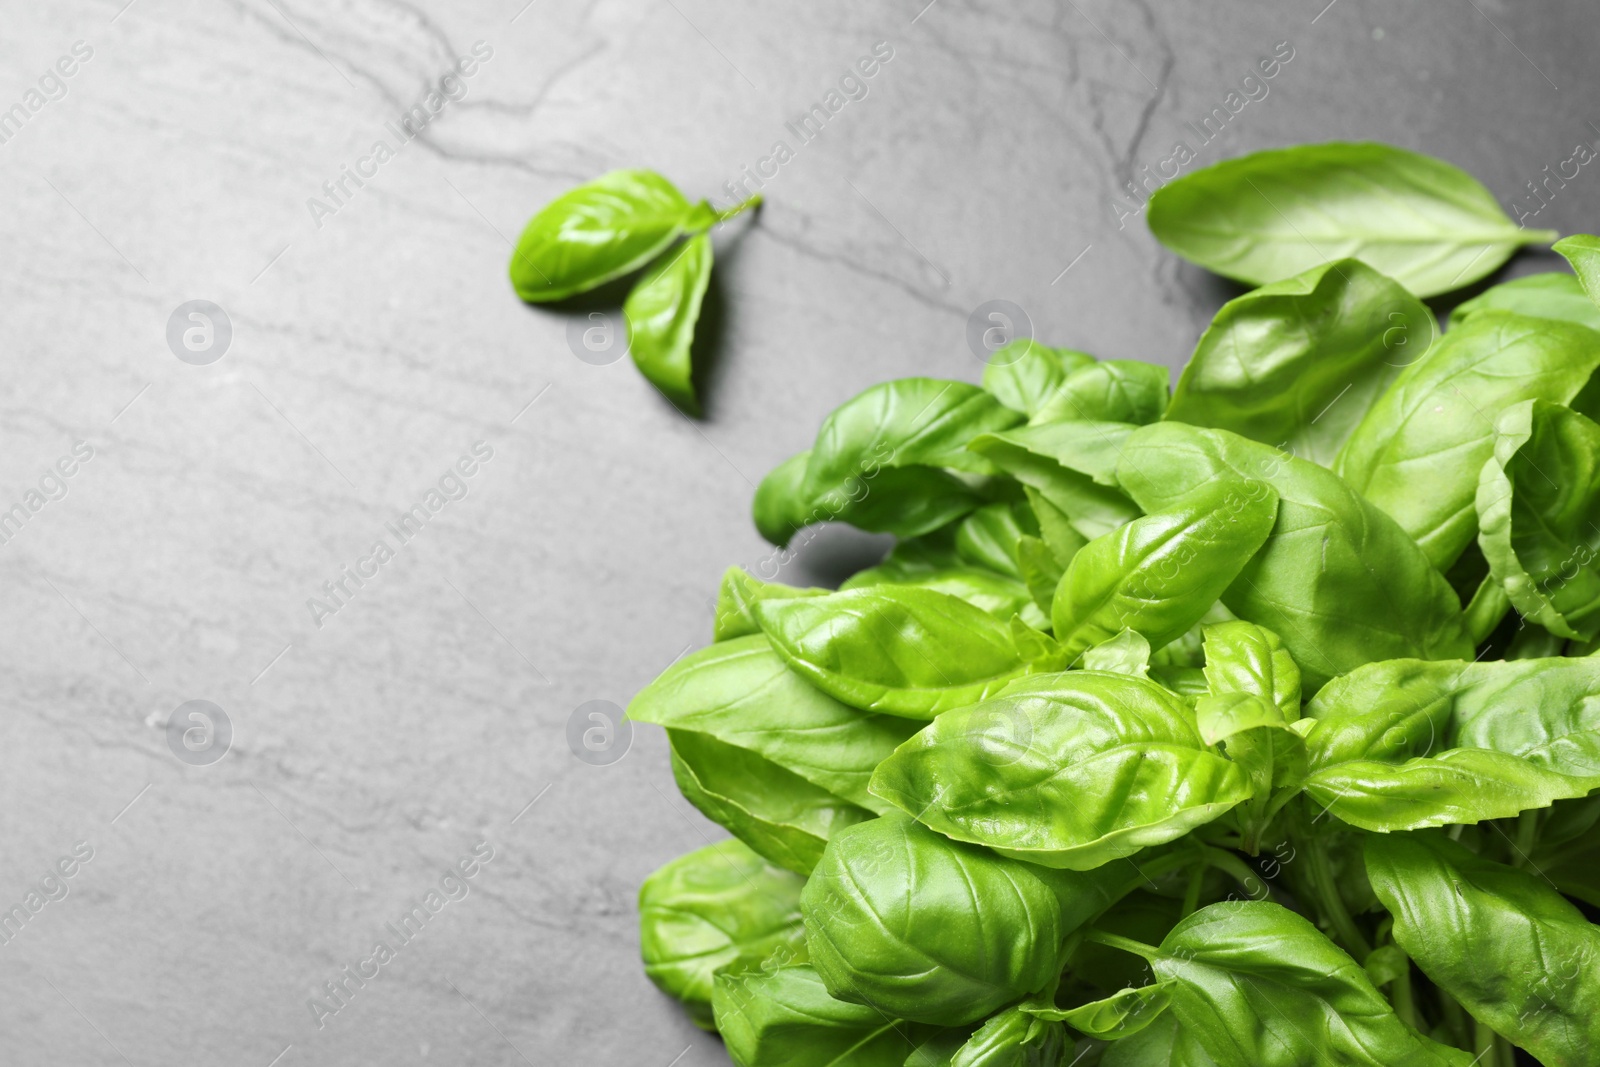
[1367,832,1600,1067]
[970,422,1141,541]
[510,169,695,302]
[713,567,828,642]
[1555,233,1600,308]
[713,964,942,1067]
[802,814,1117,1025]
[1118,422,1473,691]
[947,1003,1066,1067]
[755,586,1032,719]
[1082,629,1153,677]
[1031,359,1170,426]
[1101,1015,1219,1067]
[1017,534,1067,615]
[629,635,919,811]
[982,339,1096,416]
[1152,901,1474,1066]
[807,378,1025,483]
[1040,981,1173,1038]
[1166,258,1433,466]
[1050,479,1278,661]
[623,233,712,411]
[751,451,814,545]
[1476,399,1600,640]
[842,564,1048,631]
[1450,271,1600,331]
[1335,310,1600,569]
[1200,621,1301,720]
[954,502,1035,578]
[668,730,871,875]
[639,838,808,1028]
[1023,486,1089,566]
[869,672,1251,869]
[1146,141,1555,298]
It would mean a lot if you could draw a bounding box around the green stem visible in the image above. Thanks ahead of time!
[1473,1019,1497,1062]
[1200,847,1271,902]
[1513,810,1539,868]
[1437,988,1471,1049]
[1081,929,1160,961]
[1303,835,1373,961]
[1391,963,1418,1031]
[714,193,763,223]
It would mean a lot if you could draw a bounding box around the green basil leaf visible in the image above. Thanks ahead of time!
[1145,141,1555,298]
[1117,423,1473,690]
[622,233,712,411]
[1151,665,1210,706]
[1050,479,1278,661]
[751,450,815,545]
[870,672,1251,869]
[954,502,1035,578]
[630,635,919,812]
[669,730,871,875]
[639,838,808,1028]
[802,814,1126,1025]
[713,964,940,1067]
[1017,534,1067,615]
[1082,629,1153,677]
[1301,656,1600,830]
[1193,691,1288,749]
[1023,486,1089,566]
[755,586,1035,719]
[1040,981,1172,1038]
[1166,259,1433,466]
[510,169,696,302]
[1031,359,1170,426]
[1102,1015,1219,1067]
[1529,796,1600,906]
[808,378,1025,482]
[1555,233,1600,308]
[1335,310,1600,569]
[1152,901,1474,1066]
[1367,832,1600,1067]
[1450,271,1600,331]
[947,1003,1066,1067]
[1477,400,1600,640]
[842,564,1048,631]
[970,422,1141,541]
[982,339,1096,416]
[1201,621,1301,720]
[713,567,828,642]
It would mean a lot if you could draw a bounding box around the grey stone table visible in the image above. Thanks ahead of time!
[1,0,1596,1063]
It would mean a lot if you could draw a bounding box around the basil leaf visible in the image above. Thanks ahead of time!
[870,672,1251,869]
[1450,271,1600,331]
[668,730,871,875]
[802,814,1125,1025]
[1301,656,1600,830]
[1529,796,1600,906]
[1145,141,1555,298]
[842,564,1048,631]
[751,450,815,545]
[1367,832,1600,1067]
[1117,422,1473,690]
[754,586,1037,719]
[954,502,1035,578]
[1082,629,1153,676]
[1200,621,1301,721]
[622,233,712,411]
[1152,901,1474,1066]
[1039,981,1172,1038]
[1102,1015,1219,1067]
[982,339,1095,416]
[946,1003,1066,1066]
[639,838,808,1028]
[1477,400,1600,640]
[1166,259,1432,466]
[1335,310,1600,569]
[1051,479,1278,661]
[1555,233,1600,308]
[713,964,939,1067]
[1031,359,1170,426]
[970,422,1141,541]
[713,567,828,642]
[630,635,919,812]
[510,169,696,302]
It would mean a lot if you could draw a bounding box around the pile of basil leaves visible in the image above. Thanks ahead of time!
[630,141,1600,1067]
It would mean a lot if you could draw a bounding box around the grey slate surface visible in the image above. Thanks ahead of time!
[1,0,1597,1063]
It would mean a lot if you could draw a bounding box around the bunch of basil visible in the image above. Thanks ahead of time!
[630,142,1600,1067]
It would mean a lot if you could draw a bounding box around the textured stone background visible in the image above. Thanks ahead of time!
[1,0,1597,1063]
